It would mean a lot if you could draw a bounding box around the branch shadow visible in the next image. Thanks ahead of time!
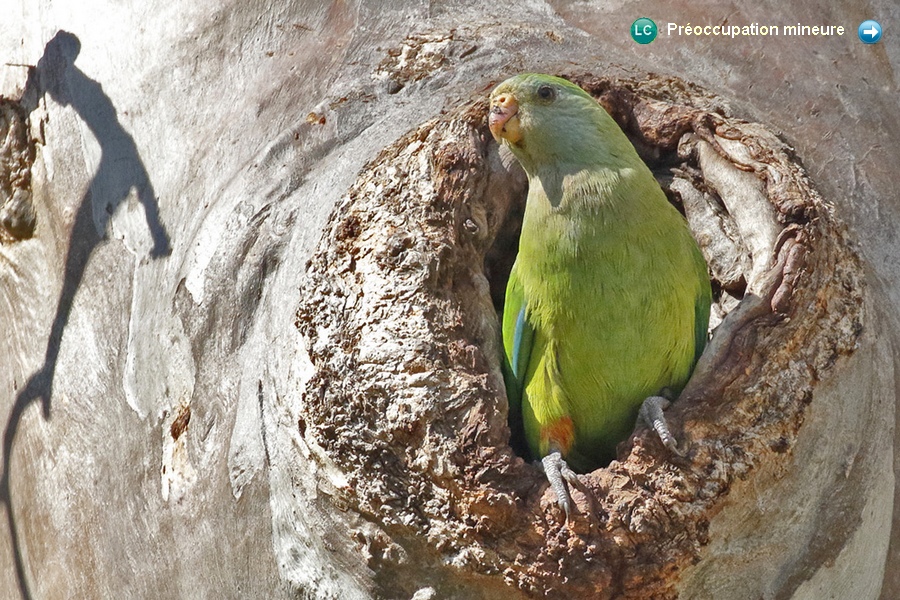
[1,31,171,599]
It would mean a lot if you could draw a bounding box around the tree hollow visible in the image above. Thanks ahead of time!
[294,74,864,599]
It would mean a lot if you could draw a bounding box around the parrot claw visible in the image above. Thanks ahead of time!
[541,451,579,520]
[639,395,682,455]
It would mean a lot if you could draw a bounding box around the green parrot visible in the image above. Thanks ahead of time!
[489,74,711,516]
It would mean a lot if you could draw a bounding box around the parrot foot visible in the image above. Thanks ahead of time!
[638,395,682,455]
[540,451,580,520]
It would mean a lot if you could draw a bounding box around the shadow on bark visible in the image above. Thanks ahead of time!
[0,31,171,600]
[295,72,863,599]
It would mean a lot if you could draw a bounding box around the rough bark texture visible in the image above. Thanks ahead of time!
[0,1,896,599]
[0,99,36,242]
[294,76,864,599]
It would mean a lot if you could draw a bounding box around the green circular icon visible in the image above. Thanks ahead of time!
[631,18,658,44]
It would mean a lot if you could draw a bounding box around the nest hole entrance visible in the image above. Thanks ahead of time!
[295,71,861,599]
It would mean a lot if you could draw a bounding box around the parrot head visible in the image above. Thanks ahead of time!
[488,73,628,174]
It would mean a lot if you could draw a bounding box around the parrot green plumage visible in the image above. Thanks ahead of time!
[489,74,711,474]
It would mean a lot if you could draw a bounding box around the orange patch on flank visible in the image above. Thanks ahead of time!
[541,416,575,455]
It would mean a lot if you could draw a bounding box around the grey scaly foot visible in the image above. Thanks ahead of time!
[638,395,682,455]
[541,451,580,520]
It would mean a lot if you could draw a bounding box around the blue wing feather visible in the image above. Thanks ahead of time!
[512,306,530,378]
[501,263,534,412]
[501,263,535,457]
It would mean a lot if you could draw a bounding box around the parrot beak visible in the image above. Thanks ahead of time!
[489,93,521,144]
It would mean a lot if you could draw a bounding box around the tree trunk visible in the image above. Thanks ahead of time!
[1,2,897,599]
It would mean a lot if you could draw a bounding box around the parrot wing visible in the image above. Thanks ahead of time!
[501,264,533,415]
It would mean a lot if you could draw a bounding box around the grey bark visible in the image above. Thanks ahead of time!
[0,1,897,599]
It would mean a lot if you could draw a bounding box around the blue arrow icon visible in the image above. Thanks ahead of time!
[858,20,882,44]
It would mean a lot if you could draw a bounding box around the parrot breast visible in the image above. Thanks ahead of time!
[509,165,708,470]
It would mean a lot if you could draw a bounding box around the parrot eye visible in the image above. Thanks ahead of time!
[537,85,556,101]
